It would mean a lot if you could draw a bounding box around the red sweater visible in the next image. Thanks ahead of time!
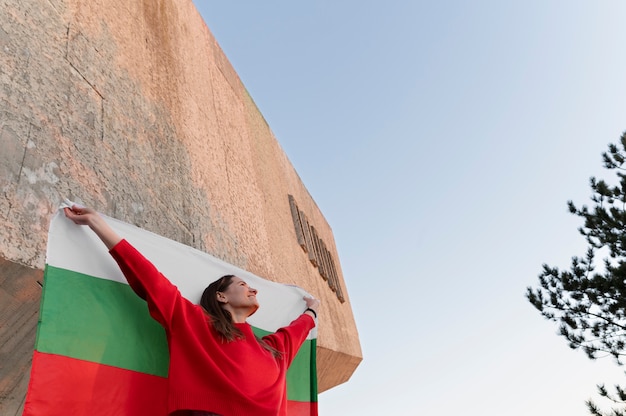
[109,239,316,416]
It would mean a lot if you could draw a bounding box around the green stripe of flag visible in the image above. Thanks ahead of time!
[38,265,169,376]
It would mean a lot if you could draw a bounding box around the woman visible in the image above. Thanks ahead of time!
[64,205,319,416]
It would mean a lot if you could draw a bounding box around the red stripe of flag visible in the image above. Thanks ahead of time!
[287,399,319,416]
[24,351,168,416]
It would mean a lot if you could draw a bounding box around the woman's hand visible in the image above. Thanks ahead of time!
[64,205,122,249]
[64,206,99,227]
[303,296,320,319]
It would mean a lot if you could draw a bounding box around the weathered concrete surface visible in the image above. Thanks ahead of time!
[0,0,361,408]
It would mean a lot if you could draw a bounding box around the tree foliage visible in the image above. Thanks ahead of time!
[526,132,626,415]
[586,382,626,416]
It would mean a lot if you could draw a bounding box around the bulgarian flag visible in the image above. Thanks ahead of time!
[23,206,318,416]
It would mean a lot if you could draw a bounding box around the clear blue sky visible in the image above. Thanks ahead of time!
[192,1,626,414]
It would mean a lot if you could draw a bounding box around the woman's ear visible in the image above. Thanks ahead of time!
[216,291,227,304]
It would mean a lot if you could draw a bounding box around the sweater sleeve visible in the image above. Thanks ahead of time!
[262,314,316,366]
[109,239,183,330]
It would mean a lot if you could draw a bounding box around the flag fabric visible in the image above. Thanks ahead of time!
[23,208,318,416]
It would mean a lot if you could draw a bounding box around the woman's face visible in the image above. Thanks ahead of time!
[218,276,259,311]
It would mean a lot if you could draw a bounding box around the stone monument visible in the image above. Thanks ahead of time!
[0,0,362,413]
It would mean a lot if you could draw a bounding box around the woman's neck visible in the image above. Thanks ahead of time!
[223,305,257,323]
[230,311,249,324]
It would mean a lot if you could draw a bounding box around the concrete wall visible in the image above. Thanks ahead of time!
[0,0,362,413]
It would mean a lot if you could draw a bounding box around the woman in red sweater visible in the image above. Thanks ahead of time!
[64,205,319,416]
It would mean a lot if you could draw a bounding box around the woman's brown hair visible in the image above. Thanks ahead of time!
[200,275,242,341]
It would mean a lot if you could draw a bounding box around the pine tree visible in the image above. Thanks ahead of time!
[526,132,626,415]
